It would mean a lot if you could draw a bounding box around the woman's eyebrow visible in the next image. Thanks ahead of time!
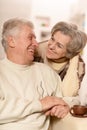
[58,42,64,47]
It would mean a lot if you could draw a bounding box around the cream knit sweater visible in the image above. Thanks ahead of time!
[0,58,62,130]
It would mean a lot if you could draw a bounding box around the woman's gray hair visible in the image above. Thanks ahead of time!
[51,21,87,59]
[1,18,34,51]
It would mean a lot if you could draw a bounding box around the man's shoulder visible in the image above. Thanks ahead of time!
[33,62,55,73]
[33,62,60,79]
[34,62,51,69]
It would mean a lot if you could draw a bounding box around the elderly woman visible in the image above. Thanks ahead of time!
[35,21,87,97]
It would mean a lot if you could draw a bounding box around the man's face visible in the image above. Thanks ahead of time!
[46,31,71,60]
[12,25,38,64]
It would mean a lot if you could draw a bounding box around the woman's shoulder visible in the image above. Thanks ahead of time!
[35,41,48,57]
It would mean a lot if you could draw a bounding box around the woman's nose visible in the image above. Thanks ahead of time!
[48,42,56,49]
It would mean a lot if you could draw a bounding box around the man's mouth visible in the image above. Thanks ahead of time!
[28,48,35,54]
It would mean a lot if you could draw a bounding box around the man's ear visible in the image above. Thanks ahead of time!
[7,36,15,48]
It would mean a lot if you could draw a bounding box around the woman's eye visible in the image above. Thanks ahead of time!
[51,37,54,41]
[56,43,64,49]
[57,44,62,48]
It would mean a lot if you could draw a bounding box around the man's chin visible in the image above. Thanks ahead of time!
[28,55,34,61]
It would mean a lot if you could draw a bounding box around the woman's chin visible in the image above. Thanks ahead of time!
[46,55,53,59]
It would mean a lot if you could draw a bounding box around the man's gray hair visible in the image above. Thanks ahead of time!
[1,18,34,51]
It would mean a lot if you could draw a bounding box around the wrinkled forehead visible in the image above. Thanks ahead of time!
[53,31,71,40]
[52,31,71,47]
[20,25,36,37]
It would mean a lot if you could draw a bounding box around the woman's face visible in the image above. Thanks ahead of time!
[46,31,71,60]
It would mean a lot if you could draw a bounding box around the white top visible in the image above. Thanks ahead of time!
[0,58,62,130]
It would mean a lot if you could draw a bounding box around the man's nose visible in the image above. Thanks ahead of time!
[32,39,39,47]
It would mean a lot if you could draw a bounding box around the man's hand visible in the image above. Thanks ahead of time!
[45,105,70,118]
[40,96,68,111]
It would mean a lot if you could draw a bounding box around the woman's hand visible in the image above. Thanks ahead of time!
[40,96,67,112]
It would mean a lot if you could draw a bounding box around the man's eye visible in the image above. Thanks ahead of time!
[28,37,32,40]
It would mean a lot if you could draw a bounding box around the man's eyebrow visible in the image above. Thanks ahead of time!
[29,33,36,38]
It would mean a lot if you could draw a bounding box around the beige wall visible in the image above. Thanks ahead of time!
[0,0,32,58]
[0,0,87,58]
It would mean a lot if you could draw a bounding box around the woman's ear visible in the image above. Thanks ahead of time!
[7,35,15,48]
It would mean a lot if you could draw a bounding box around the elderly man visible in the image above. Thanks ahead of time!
[0,18,69,130]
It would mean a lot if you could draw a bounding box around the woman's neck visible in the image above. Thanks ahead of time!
[47,57,69,63]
